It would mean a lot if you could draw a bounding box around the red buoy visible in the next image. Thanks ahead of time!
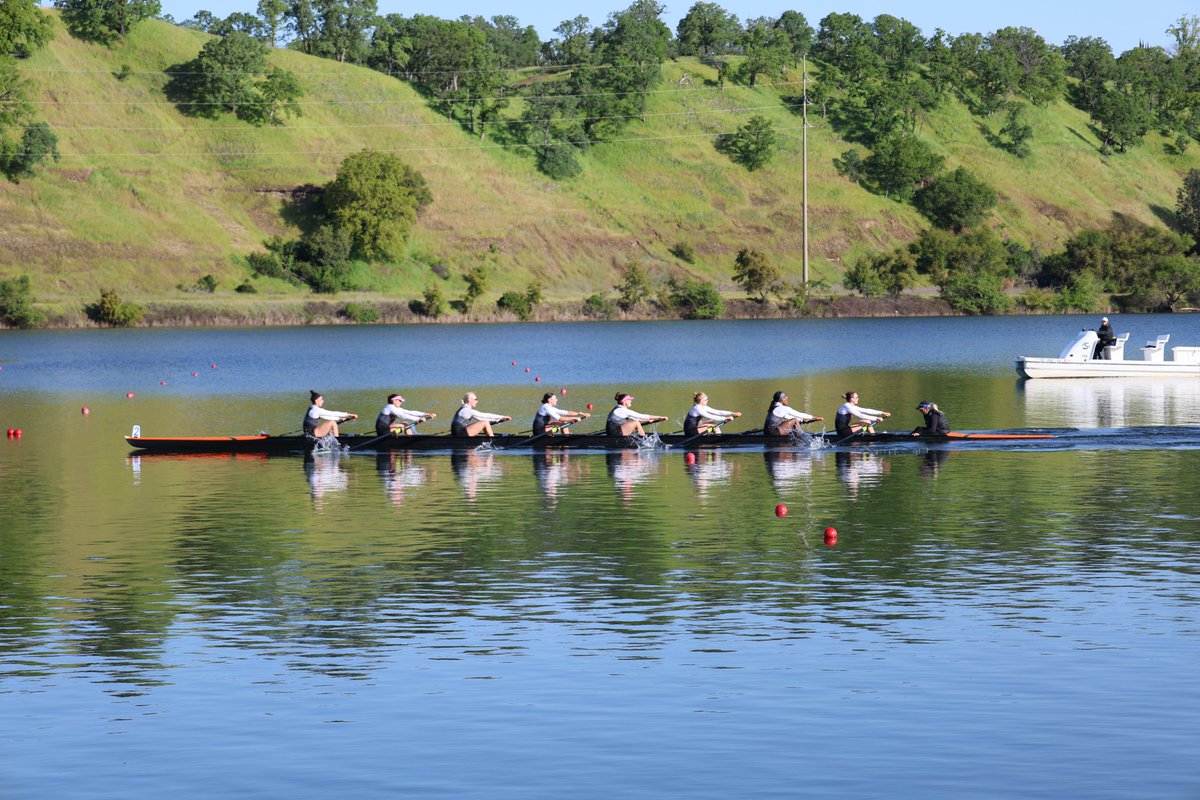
[824,527,838,547]
[160,381,166,385]
[13,429,21,438]
[191,371,198,376]
[511,361,517,366]
[211,364,217,368]
[524,368,530,373]
[586,403,593,410]
[685,452,696,465]
[5,429,13,437]
[535,376,541,382]
[560,387,567,394]
[775,504,788,517]
[81,407,89,415]
[126,392,135,398]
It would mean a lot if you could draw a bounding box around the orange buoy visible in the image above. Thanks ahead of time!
[775,504,788,517]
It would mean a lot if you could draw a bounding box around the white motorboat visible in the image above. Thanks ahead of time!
[1016,329,1200,378]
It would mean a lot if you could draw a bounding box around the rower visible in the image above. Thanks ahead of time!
[835,390,889,437]
[375,393,436,436]
[763,390,822,435]
[685,392,741,436]
[452,392,511,437]
[911,400,950,436]
[304,390,357,438]
[533,392,590,436]
[606,392,668,436]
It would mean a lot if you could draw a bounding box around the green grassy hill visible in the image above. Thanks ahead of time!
[2,12,1197,314]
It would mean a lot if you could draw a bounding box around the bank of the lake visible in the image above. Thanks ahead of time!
[10,293,990,329]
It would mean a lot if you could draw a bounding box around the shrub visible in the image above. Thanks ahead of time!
[584,293,616,317]
[87,289,145,326]
[667,277,724,319]
[342,302,380,323]
[616,261,650,311]
[670,241,696,263]
[196,274,218,293]
[0,275,45,328]
[497,290,533,320]
[421,284,446,318]
[537,141,583,180]
[937,272,1011,315]
[235,280,257,294]
[462,266,487,312]
[732,248,781,302]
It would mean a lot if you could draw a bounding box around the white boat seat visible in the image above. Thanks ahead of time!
[1115,333,1130,344]
[1145,334,1170,349]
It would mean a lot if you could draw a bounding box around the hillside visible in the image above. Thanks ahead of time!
[2,12,1198,316]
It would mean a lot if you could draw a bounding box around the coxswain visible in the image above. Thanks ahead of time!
[304,390,357,438]
[375,393,436,436]
[452,392,511,437]
[606,392,668,436]
[533,392,590,436]
[835,391,889,437]
[911,400,950,436]
[685,392,742,436]
[763,390,822,435]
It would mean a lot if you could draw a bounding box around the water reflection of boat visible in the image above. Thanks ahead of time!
[531,451,582,502]
[834,450,888,499]
[684,451,735,498]
[374,451,428,506]
[605,450,662,501]
[762,450,814,489]
[921,449,949,478]
[304,452,349,505]
[1021,377,1200,427]
[450,450,505,500]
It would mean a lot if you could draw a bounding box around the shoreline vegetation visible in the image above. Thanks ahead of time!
[2,293,1062,329]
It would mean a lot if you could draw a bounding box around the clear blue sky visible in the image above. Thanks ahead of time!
[155,0,1191,54]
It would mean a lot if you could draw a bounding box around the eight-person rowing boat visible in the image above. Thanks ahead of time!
[124,388,1054,454]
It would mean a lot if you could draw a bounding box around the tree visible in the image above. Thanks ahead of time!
[718,115,776,171]
[864,133,944,200]
[322,150,431,260]
[738,18,791,87]
[257,0,287,46]
[1176,168,1200,247]
[1061,35,1114,112]
[1091,87,1151,153]
[55,0,162,45]
[774,10,813,62]
[1,122,60,181]
[293,224,353,292]
[0,58,33,128]
[844,250,917,297]
[462,266,487,312]
[732,248,781,302]
[545,16,591,65]
[913,167,997,231]
[999,102,1033,157]
[974,27,1066,109]
[88,289,145,326]
[0,275,45,328]
[0,0,53,58]
[256,67,304,125]
[676,2,740,56]
[616,261,649,310]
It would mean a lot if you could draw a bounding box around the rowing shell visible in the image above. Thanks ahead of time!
[125,429,1054,454]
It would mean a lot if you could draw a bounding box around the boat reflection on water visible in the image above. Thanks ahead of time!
[683,450,736,499]
[605,450,662,504]
[450,449,507,501]
[303,452,350,506]
[1020,377,1200,428]
[834,450,889,499]
[762,450,814,490]
[531,451,588,505]
[374,451,429,507]
[921,449,950,479]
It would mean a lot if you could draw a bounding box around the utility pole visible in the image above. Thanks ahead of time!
[802,54,809,285]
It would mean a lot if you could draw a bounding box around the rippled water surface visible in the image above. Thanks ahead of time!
[2,316,1199,799]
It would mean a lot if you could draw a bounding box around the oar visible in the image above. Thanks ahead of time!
[348,419,423,451]
[829,419,879,447]
[672,417,735,449]
[501,418,581,449]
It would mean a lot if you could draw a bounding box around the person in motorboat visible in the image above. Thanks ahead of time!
[452,392,511,436]
[835,391,890,437]
[911,400,950,436]
[375,393,437,436]
[1094,316,1117,359]
[304,391,358,439]
[606,392,668,436]
[685,391,742,436]
[533,392,590,436]
[763,391,822,435]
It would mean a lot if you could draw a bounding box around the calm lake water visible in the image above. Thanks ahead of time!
[3,315,1200,799]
